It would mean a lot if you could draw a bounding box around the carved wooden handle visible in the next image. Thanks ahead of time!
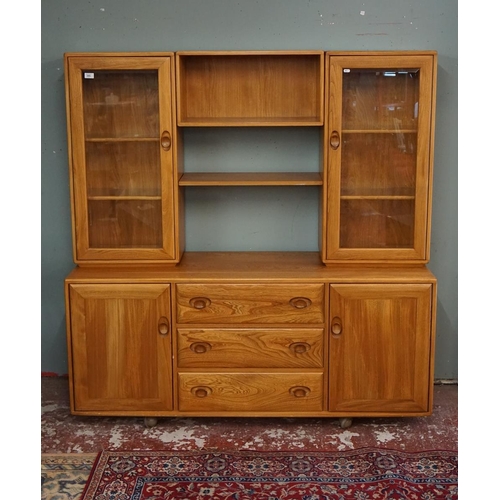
[192,386,212,398]
[161,130,172,151]
[189,297,211,309]
[158,317,170,335]
[289,297,312,309]
[289,342,311,354]
[331,316,343,335]
[289,386,311,398]
[190,342,212,354]
[330,130,340,150]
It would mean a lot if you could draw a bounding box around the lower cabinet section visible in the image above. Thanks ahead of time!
[67,283,173,413]
[65,255,436,419]
[329,284,434,414]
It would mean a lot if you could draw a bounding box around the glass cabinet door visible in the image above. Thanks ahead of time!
[324,54,436,262]
[66,56,177,262]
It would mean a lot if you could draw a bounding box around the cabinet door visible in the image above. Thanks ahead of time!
[66,55,178,262]
[329,284,434,414]
[68,284,172,413]
[324,53,436,262]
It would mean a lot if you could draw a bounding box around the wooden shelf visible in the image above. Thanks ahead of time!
[342,129,417,134]
[179,172,323,186]
[85,137,158,142]
[88,195,162,201]
[178,118,323,127]
[340,195,415,200]
[340,187,415,198]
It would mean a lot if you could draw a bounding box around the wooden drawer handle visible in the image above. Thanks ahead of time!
[157,317,170,336]
[289,386,311,398]
[190,342,212,354]
[289,297,312,309]
[189,297,211,309]
[289,342,311,354]
[191,386,212,398]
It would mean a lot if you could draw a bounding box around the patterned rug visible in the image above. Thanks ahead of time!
[42,453,97,500]
[72,448,457,499]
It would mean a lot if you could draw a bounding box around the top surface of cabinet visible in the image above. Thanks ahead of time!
[176,51,324,126]
[65,252,437,284]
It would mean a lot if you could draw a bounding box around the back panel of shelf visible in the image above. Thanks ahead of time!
[180,125,322,181]
[184,185,321,252]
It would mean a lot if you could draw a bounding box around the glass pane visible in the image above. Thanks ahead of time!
[81,70,163,250]
[82,70,159,138]
[339,68,419,249]
[85,141,161,197]
[340,199,414,249]
[342,69,420,130]
[341,132,416,197]
[88,200,162,248]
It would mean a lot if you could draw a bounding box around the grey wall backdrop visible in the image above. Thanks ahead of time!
[41,0,458,378]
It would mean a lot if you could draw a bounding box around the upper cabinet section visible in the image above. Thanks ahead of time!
[176,51,324,126]
[323,52,437,263]
[64,51,437,266]
[65,54,181,264]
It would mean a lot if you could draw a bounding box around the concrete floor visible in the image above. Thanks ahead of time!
[41,377,457,454]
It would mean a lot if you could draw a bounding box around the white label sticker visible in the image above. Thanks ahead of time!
[343,69,351,73]
[84,72,94,79]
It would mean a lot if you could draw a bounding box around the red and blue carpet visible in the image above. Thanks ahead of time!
[76,448,457,499]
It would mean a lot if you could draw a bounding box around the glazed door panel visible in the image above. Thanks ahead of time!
[324,54,436,262]
[66,56,177,262]
[329,283,433,413]
[68,284,172,412]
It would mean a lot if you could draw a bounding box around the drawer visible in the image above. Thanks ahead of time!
[178,372,324,412]
[176,284,324,324]
[177,328,324,368]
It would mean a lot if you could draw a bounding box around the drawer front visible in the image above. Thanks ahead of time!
[177,328,324,368]
[178,372,324,412]
[176,284,324,324]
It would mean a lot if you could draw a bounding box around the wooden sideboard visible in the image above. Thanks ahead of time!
[64,51,437,427]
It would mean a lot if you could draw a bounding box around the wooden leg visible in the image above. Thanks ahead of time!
[339,417,353,429]
[144,417,158,428]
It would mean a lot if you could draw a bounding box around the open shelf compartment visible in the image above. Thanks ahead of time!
[176,51,324,126]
